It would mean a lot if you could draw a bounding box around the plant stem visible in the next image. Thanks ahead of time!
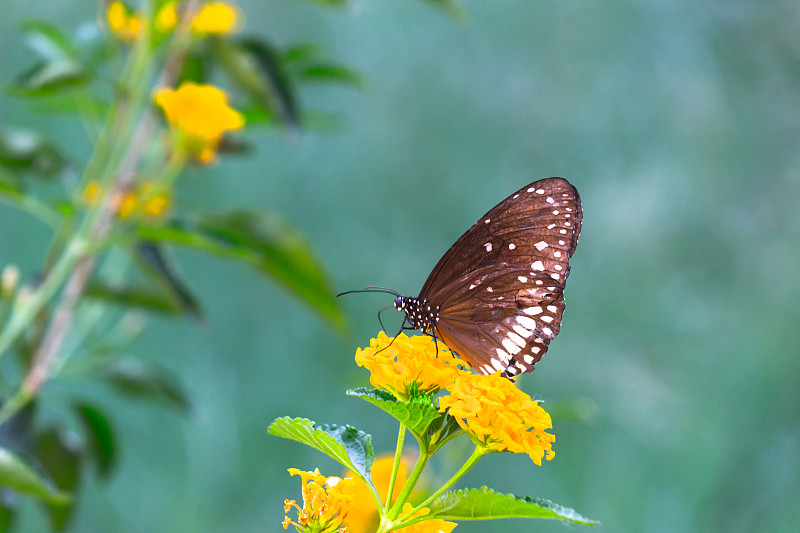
[386,450,430,521]
[383,424,407,513]
[399,446,486,522]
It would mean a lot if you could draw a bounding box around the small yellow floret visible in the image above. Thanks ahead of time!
[191,2,239,35]
[154,1,179,33]
[439,373,555,465]
[396,504,457,533]
[153,82,245,164]
[285,468,355,533]
[107,2,143,41]
[355,332,470,400]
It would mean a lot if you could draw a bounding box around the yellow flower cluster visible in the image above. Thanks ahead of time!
[355,332,469,400]
[356,334,556,465]
[82,181,171,219]
[438,373,555,465]
[107,1,239,41]
[284,468,355,533]
[153,81,245,164]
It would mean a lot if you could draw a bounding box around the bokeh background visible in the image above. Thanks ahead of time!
[2,0,799,532]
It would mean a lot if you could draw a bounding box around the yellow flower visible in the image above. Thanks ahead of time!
[139,182,172,218]
[396,504,456,533]
[154,1,179,33]
[438,373,555,465]
[153,82,245,164]
[345,453,417,533]
[355,332,470,400]
[191,1,240,35]
[82,180,101,205]
[284,468,355,533]
[117,191,140,219]
[107,1,143,41]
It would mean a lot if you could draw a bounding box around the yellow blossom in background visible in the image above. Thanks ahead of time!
[438,373,555,465]
[191,1,240,35]
[355,332,470,400]
[345,453,419,533]
[153,82,245,164]
[284,468,355,533]
[107,1,143,40]
[154,1,179,33]
[396,504,457,533]
[80,180,171,220]
[117,192,139,219]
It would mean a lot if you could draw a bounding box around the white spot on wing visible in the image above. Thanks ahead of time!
[508,331,526,348]
[501,338,521,355]
[496,348,512,362]
[485,218,491,224]
[508,243,516,250]
[518,276,528,283]
[546,197,555,204]
[542,327,553,336]
[469,284,477,289]
[513,324,533,338]
[547,224,556,229]
[560,229,567,234]
[491,358,505,371]
[524,354,534,364]
[547,305,558,312]
[541,315,553,323]
[517,316,536,329]
[554,251,562,258]
[484,242,493,252]
[536,188,545,194]
[531,261,545,270]
[534,241,548,251]
[524,306,543,315]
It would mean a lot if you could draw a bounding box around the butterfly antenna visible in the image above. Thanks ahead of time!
[377,304,394,332]
[337,286,402,298]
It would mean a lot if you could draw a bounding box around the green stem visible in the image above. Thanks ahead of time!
[383,424,407,513]
[399,445,486,522]
[386,450,430,521]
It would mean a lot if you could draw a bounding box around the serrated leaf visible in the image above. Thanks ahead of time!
[34,429,81,530]
[0,446,70,506]
[429,487,599,524]
[102,359,191,413]
[346,387,439,439]
[137,212,343,328]
[268,417,374,482]
[134,243,204,321]
[73,404,116,477]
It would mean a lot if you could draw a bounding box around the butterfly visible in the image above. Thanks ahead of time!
[343,177,582,378]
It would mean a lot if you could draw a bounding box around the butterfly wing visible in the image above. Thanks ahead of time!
[420,177,582,375]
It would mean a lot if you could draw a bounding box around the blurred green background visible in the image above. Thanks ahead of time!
[2,0,799,531]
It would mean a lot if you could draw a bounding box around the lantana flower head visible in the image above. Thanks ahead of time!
[153,82,245,164]
[284,468,355,533]
[355,332,470,400]
[438,373,555,465]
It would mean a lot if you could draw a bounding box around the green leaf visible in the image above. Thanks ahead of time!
[134,243,204,321]
[299,0,348,8]
[268,417,374,482]
[21,21,78,61]
[73,404,116,477]
[429,487,599,524]
[346,387,440,440]
[85,281,188,315]
[0,446,70,505]
[102,359,191,413]
[214,37,299,131]
[10,59,89,96]
[34,429,81,530]
[137,212,343,328]
[0,128,66,177]
[298,64,365,88]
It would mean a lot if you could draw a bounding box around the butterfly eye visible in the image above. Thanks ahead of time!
[393,296,403,309]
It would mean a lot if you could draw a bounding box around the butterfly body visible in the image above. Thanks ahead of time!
[343,177,582,378]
